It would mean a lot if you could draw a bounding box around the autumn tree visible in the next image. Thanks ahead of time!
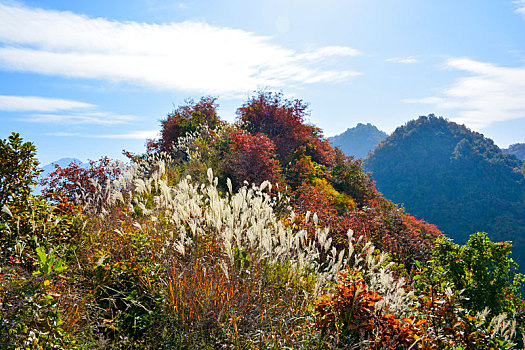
[226,130,281,188]
[236,91,335,168]
[41,157,122,214]
[149,96,221,152]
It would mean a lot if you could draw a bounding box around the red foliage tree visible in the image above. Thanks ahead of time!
[236,91,335,167]
[226,130,282,187]
[41,157,122,214]
[346,199,441,265]
[293,182,360,251]
[294,182,337,218]
[292,181,440,266]
[148,96,221,152]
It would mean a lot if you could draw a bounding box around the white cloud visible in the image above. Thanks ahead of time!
[23,112,135,125]
[405,58,525,129]
[514,0,525,18]
[0,2,360,94]
[386,56,418,64]
[0,95,94,112]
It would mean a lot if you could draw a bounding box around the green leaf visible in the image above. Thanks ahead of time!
[36,246,47,264]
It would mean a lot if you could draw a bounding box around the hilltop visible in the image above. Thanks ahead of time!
[365,115,525,266]
[328,123,387,159]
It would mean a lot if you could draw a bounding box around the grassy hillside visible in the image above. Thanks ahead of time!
[1,103,524,349]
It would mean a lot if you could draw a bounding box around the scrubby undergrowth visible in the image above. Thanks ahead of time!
[2,92,525,348]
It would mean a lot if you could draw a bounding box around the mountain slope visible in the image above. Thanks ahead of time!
[364,115,525,266]
[329,123,387,159]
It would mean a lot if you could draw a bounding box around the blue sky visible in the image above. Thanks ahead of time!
[1,0,525,164]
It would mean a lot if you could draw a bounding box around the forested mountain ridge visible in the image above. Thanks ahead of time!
[365,114,525,266]
[328,123,387,159]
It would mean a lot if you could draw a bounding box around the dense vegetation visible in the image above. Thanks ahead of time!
[365,115,525,268]
[1,99,524,348]
[329,123,387,159]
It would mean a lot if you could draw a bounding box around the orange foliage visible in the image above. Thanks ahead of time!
[315,269,428,349]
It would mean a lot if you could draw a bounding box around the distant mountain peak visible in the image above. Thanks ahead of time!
[41,157,83,174]
[503,143,525,161]
[329,123,387,159]
[33,158,85,195]
[356,122,374,127]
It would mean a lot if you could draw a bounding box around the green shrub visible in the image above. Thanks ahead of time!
[0,132,41,209]
[432,232,524,315]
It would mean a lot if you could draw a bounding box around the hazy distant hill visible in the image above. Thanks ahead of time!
[504,143,525,161]
[329,123,387,159]
[365,115,525,266]
[41,158,83,176]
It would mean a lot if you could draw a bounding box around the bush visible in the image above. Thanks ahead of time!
[0,132,40,208]
[0,133,88,348]
[41,157,123,216]
[432,232,525,315]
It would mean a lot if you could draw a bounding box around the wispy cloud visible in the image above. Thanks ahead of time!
[405,58,525,129]
[0,94,138,125]
[0,95,94,112]
[0,2,361,94]
[45,132,78,137]
[514,0,525,18]
[296,46,361,61]
[386,56,418,64]
[93,130,159,139]
[24,112,135,125]
[47,130,159,139]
